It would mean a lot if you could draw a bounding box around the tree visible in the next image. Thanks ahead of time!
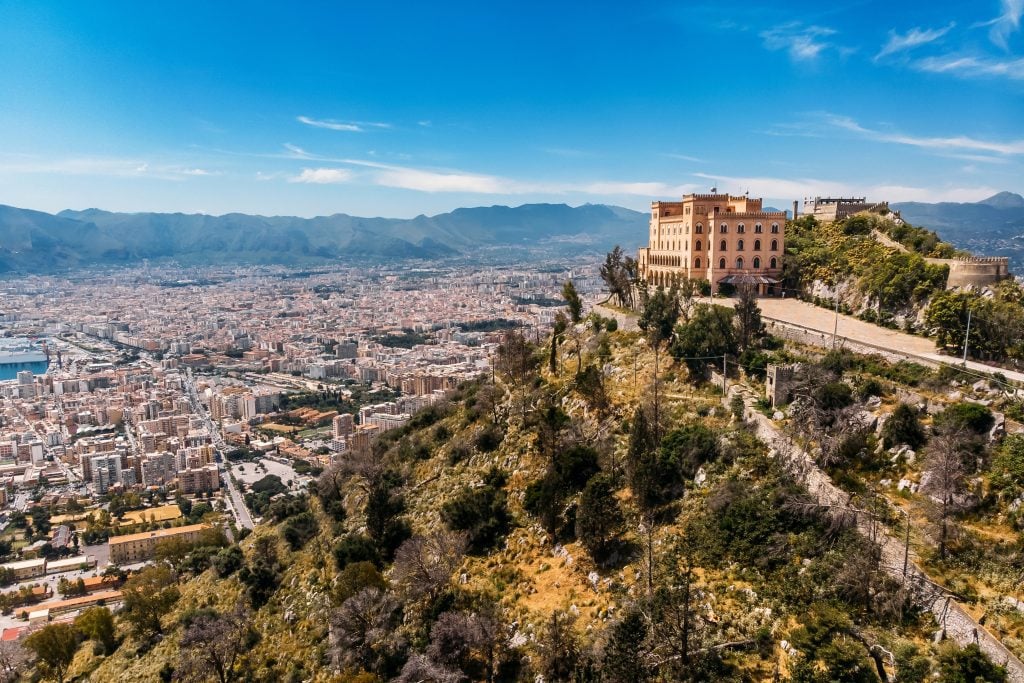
[550,312,568,374]
[121,564,180,640]
[441,469,511,554]
[638,285,680,435]
[537,611,583,682]
[562,280,583,324]
[601,607,650,683]
[936,642,1007,683]
[329,588,404,676]
[601,246,636,309]
[921,432,969,560]
[24,623,79,683]
[495,330,537,389]
[74,606,117,655]
[576,474,625,564]
[882,403,926,450]
[391,532,466,602]
[670,304,738,378]
[177,604,259,683]
[734,284,763,350]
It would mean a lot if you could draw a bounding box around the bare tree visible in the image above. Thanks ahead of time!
[921,432,969,560]
[391,532,467,602]
[329,588,404,674]
[175,603,258,683]
[395,654,463,683]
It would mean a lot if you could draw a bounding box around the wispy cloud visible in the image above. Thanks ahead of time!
[693,172,998,204]
[0,155,220,180]
[290,168,355,184]
[875,23,955,60]
[662,153,704,163]
[914,54,1024,80]
[760,22,838,61]
[824,114,1024,155]
[984,0,1023,50]
[297,115,391,132]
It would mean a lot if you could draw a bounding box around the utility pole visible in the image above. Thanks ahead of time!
[962,308,972,364]
[722,354,728,395]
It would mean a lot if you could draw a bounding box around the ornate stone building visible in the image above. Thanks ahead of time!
[638,192,785,293]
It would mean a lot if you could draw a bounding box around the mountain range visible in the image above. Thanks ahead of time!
[893,191,1024,271]
[0,203,648,273]
[0,192,1021,274]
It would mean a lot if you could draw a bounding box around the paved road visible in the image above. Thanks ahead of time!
[596,299,1024,384]
[182,370,254,530]
[751,298,1024,383]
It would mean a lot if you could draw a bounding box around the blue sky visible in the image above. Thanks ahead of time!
[0,0,1021,217]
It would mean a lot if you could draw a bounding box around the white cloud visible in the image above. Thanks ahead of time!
[290,168,355,184]
[875,23,955,60]
[693,172,999,204]
[914,53,1024,80]
[283,143,313,158]
[373,167,507,193]
[987,0,1023,49]
[760,22,838,61]
[824,114,1024,155]
[297,115,391,132]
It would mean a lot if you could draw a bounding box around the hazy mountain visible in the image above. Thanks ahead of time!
[894,192,1024,272]
[0,203,648,273]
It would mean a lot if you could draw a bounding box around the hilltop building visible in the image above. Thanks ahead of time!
[802,196,898,223]
[638,193,786,293]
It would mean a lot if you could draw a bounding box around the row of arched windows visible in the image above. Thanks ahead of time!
[690,256,778,269]
[690,239,779,253]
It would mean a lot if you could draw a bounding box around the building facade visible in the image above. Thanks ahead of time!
[638,193,786,292]
[108,523,210,564]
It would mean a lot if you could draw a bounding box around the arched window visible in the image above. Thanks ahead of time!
[754,239,761,251]
[771,239,778,251]
[686,225,690,234]
[719,239,727,251]
[694,257,701,269]
[737,239,744,251]
[695,240,702,252]
[770,257,778,269]
[737,223,745,234]
[755,223,763,233]
[736,257,744,269]
[695,223,703,234]
[771,223,780,234]
[720,223,728,234]
[753,256,761,269]
[719,257,726,269]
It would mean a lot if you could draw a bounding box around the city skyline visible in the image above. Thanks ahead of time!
[0,0,1022,218]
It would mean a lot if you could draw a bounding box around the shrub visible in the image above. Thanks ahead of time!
[281,511,319,550]
[933,402,995,436]
[882,403,926,449]
[334,534,381,570]
[441,470,512,554]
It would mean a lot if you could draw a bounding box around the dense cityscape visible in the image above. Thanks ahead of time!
[0,260,600,634]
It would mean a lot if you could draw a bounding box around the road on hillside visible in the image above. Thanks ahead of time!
[597,299,1024,384]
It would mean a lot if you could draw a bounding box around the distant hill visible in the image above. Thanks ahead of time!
[0,203,648,274]
[894,192,1024,272]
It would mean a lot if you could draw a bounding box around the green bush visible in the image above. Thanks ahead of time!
[882,403,926,449]
[441,468,512,554]
[933,402,994,436]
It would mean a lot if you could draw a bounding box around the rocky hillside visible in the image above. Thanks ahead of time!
[22,294,1022,682]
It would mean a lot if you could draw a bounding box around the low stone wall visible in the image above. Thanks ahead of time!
[762,318,931,366]
[728,387,1024,681]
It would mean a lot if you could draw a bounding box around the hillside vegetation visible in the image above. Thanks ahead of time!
[18,281,1023,682]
